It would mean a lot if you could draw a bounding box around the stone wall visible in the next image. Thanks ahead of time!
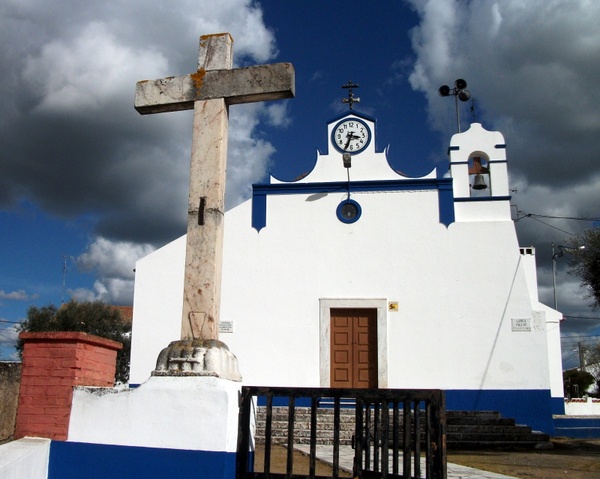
[0,361,21,443]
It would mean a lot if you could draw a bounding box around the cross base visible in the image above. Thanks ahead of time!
[153,339,241,382]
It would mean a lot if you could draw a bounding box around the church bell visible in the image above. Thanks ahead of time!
[472,174,488,190]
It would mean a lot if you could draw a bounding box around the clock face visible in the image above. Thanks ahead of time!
[331,118,371,154]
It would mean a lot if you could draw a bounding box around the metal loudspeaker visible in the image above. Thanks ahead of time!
[458,89,471,101]
[472,174,488,190]
[437,78,472,132]
[438,85,451,97]
[454,78,467,90]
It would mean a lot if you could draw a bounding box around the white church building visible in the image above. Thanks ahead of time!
[129,110,564,434]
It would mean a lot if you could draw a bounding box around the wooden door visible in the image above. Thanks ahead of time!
[330,308,377,388]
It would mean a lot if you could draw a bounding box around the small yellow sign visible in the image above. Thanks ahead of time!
[388,302,398,312]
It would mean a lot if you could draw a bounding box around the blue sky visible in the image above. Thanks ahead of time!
[1,0,599,366]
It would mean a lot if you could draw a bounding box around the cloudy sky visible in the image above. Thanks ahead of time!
[1,0,599,366]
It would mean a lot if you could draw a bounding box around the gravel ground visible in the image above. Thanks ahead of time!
[447,438,600,479]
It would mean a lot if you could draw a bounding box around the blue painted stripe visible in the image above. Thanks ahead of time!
[49,441,236,479]
[446,389,555,434]
[554,416,600,439]
[551,397,565,415]
[251,178,455,231]
[454,196,511,202]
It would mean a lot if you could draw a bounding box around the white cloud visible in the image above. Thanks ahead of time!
[263,103,292,128]
[0,290,36,301]
[74,237,155,304]
[0,323,19,340]
[226,104,277,207]
[23,21,168,114]
[69,277,134,306]
[77,237,154,279]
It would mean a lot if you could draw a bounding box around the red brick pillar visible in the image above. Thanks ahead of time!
[15,331,123,440]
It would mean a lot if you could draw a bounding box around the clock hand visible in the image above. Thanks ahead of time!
[343,131,354,150]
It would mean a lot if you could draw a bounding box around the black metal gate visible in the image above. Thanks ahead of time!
[236,387,446,479]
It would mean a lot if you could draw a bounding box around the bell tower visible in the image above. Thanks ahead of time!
[448,122,511,221]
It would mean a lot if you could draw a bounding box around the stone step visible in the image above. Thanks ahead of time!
[447,424,532,434]
[255,407,550,450]
[257,429,355,439]
[258,414,355,424]
[448,416,516,426]
[447,431,548,442]
[256,437,354,445]
[447,410,501,418]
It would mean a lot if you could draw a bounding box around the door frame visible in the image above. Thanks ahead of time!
[320,298,388,388]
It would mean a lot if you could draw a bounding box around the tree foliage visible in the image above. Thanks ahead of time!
[17,300,131,383]
[583,341,600,396]
[563,369,595,398]
[567,228,600,310]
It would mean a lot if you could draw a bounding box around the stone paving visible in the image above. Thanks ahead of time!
[295,444,519,479]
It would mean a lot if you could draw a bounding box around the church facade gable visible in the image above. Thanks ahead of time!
[130,113,563,435]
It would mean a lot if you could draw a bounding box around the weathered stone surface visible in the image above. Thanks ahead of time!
[153,339,241,382]
[135,63,295,114]
[0,362,21,443]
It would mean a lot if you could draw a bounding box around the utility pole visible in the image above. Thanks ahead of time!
[579,342,586,371]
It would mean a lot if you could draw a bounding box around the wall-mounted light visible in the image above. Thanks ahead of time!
[343,152,352,169]
[438,78,471,133]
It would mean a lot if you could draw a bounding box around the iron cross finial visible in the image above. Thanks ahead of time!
[342,81,360,110]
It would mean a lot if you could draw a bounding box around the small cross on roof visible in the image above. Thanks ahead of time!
[342,81,360,110]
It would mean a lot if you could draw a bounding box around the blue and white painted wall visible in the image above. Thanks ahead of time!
[130,113,564,434]
[45,377,239,479]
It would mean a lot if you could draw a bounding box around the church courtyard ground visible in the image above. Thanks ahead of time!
[258,439,600,479]
[446,438,600,479]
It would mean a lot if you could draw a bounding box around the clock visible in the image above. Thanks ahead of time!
[331,117,371,154]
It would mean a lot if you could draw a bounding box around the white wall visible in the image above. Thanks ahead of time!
[0,437,50,479]
[132,191,551,391]
[564,397,600,415]
[130,236,185,384]
[68,377,240,452]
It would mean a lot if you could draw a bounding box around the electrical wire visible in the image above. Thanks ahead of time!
[564,315,600,321]
[561,335,600,343]
[519,211,600,222]
[0,331,17,343]
[516,212,579,236]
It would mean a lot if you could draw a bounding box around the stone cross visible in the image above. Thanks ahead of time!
[135,33,294,341]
